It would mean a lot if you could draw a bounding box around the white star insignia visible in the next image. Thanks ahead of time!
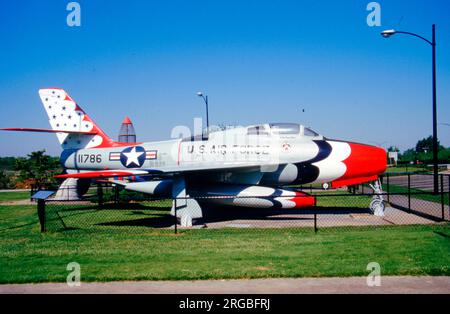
[123,147,144,167]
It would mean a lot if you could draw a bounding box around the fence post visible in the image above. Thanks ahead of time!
[441,174,445,221]
[407,173,411,212]
[386,173,390,203]
[448,175,450,221]
[174,198,178,234]
[37,199,46,232]
[314,209,317,233]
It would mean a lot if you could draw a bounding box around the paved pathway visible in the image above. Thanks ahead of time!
[388,194,449,221]
[1,276,449,294]
[202,206,434,229]
[0,189,29,192]
[387,174,449,192]
[361,183,449,222]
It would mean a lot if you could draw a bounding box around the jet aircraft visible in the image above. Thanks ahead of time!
[1,88,387,226]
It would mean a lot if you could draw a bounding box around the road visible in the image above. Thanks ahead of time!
[387,174,450,192]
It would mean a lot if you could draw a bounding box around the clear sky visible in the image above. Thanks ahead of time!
[0,0,449,156]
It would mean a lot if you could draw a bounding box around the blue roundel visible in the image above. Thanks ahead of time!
[120,146,146,168]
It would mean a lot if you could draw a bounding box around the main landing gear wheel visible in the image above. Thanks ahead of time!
[369,179,385,217]
[369,198,385,215]
[322,182,330,190]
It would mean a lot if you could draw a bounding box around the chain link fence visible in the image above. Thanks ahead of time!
[34,173,450,233]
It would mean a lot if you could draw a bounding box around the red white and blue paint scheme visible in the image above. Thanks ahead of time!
[1,88,387,226]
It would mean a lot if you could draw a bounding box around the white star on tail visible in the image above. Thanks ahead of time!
[123,147,144,167]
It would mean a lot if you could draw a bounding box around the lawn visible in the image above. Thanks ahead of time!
[384,166,429,174]
[0,191,30,202]
[0,203,449,283]
[311,190,372,207]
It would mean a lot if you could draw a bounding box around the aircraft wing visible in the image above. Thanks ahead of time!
[55,162,280,179]
[55,169,151,179]
[148,162,274,174]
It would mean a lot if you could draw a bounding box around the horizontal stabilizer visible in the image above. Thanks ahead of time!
[0,128,98,135]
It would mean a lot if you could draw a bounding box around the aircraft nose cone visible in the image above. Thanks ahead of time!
[371,145,388,174]
[343,143,387,178]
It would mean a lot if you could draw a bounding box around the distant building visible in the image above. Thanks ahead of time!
[118,116,137,143]
[388,151,398,165]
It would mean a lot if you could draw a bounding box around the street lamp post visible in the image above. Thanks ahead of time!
[197,92,209,137]
[381,24,439,193]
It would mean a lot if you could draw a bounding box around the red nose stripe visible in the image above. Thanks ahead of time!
[332,175,378,189]
[341,143,387,179]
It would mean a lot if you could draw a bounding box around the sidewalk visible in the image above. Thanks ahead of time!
[388,194,449,221]
[1,276,449,294]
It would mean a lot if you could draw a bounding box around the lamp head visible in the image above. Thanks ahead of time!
[197,92,203,97]
[381,29,396,38]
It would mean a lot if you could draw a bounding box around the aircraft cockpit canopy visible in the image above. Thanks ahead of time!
[302,126,320,137]
[246,123,322,138]
[247,125,269,136]
[269,123,300,135]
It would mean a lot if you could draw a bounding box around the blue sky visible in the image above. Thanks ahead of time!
[0,0,449,156]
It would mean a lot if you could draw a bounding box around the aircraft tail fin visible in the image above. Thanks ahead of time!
[38,88,115,149]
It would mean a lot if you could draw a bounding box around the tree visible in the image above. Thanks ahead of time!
[0,157,17,171]
[0,171,14,189]
[438,147,450,163]
[399,148,417,163]
[14,150,61,188]
[387,146,400,152]
[415,136,443,153]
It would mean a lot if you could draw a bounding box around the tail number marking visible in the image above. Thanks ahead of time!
[77,154,102,164]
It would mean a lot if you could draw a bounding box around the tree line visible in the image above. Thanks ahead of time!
[0,150,61,189]
[388,136,450,165]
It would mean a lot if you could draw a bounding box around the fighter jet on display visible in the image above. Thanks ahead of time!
[1,88,387,226]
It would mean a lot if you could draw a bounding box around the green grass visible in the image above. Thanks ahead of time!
[44,201,173,231]
[0,204,449,283]
[384,166,429,174]
[0,191,30,202]
[312,191,372,208]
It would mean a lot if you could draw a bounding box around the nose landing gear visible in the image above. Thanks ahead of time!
[368,179,385,216]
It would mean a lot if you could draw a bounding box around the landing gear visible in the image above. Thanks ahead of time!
[368,179,385,216]
[171,177,203,227]
[322,182,330,190]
